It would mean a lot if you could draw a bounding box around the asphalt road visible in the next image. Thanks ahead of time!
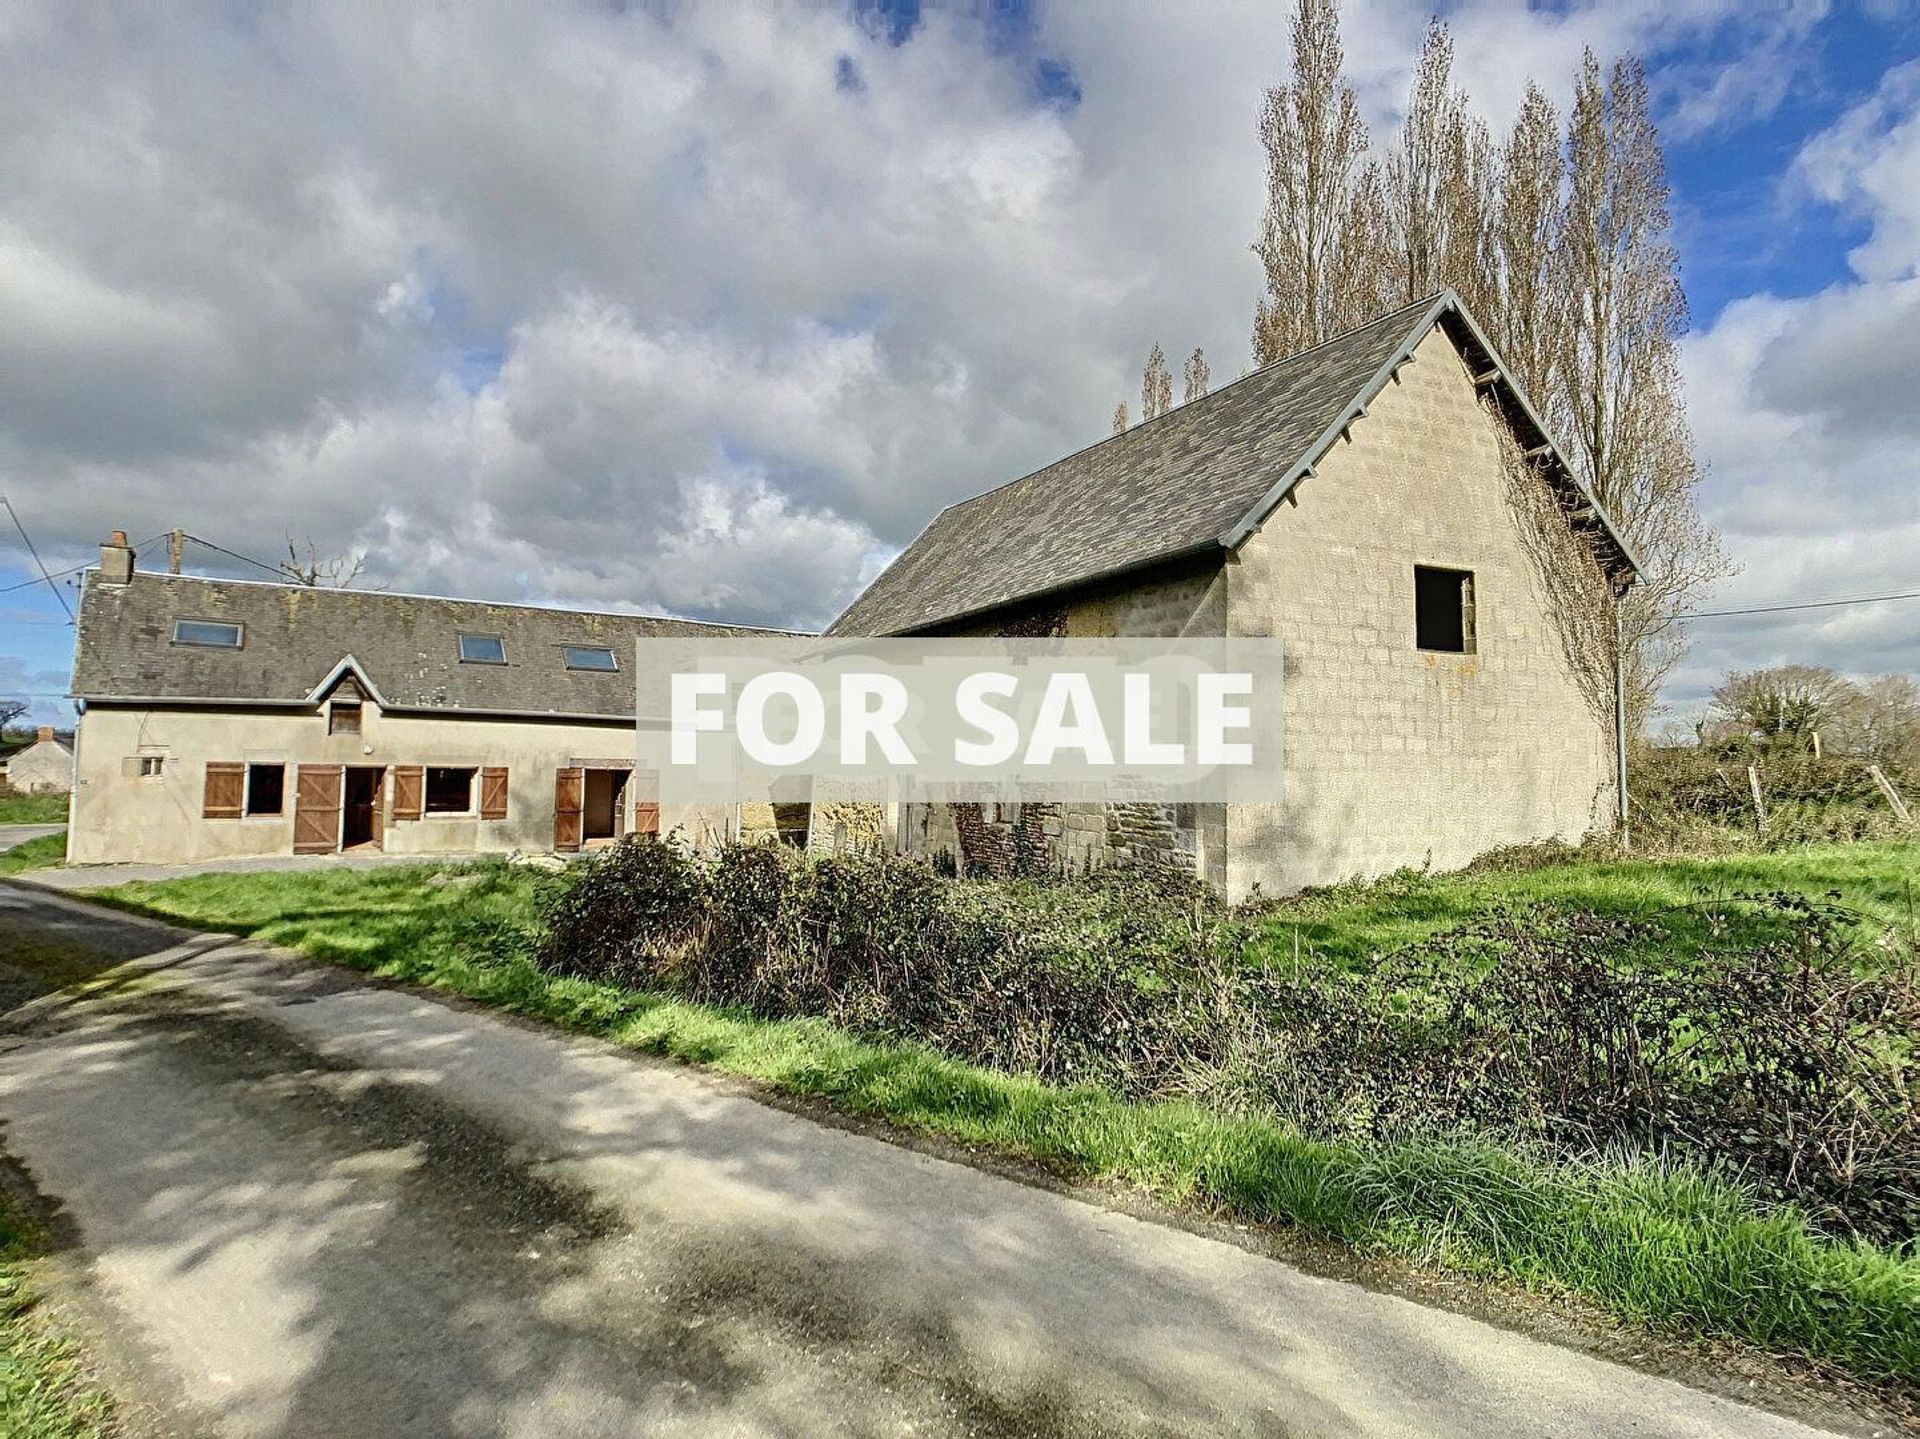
[0,882,1866,1439]
[0,821,62,853]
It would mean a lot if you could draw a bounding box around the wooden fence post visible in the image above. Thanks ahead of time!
[1868,764,1913,827]
[1747,764,1768,836]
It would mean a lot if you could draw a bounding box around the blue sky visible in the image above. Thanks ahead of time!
[3,1,1919,728]
[1662,5,1905,324]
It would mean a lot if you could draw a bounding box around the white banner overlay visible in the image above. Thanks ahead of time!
[632,636,1286,806]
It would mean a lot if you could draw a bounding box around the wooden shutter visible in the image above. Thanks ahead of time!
[203,762,245,819]
[391,765,424,821]
[632,800,659,837]
[479,767,509,820]
[554,767,584,852]
[293,765,343,853]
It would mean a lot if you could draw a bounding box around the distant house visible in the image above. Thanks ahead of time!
[67,538,789,865]
[4,727,74,796]
[828,291,1638,899]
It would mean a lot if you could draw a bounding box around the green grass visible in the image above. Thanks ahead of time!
[0,835,65,879]
[81,857,1920,1388]
[1253,840,1920,972]
[0,1203,117,1439]
[0,795,67,825]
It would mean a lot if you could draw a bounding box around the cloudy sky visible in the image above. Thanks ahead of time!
[3,0,1918,727]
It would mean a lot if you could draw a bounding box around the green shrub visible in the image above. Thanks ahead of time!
[1227,899,1920,1244]
[542,840,1920,1244]
[544,841,1240,1093]
[1631,746,1917,853]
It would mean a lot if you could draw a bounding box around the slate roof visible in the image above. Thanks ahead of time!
[828,292,1636,636]
[71,571,797,720]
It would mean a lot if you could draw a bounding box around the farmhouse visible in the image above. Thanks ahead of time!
[66,541,786,865]
[828,291,1639,898]
[4,727,74,796]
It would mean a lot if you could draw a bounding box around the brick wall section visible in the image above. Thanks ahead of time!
[1223,325,1616,900]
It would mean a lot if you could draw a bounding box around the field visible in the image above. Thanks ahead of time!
[0,793,68,825]
[76,840,1920,1390]
[1252,840,1920,971]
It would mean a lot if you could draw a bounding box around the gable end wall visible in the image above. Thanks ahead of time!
[1224,324,1616,899]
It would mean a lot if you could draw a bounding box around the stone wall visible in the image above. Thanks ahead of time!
[908,557,1227,883]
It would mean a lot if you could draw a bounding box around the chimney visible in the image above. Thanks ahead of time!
[34,727,53,744]
[99,529,134,585]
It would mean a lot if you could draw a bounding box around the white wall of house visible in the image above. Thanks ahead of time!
[6,736,74,795]
[68,701,723,864]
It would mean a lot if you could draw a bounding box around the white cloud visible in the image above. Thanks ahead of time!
[0,0,1895,677]
[0,651,74,729]
[1672,60,1920,716]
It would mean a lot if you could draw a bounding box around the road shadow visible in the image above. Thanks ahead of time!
[0,886,1860,1439]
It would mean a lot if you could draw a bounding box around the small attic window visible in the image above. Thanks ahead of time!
[564,645,617,672]
[174,619,243,648]
[458,633,506,665]
[1414,565,1476,654]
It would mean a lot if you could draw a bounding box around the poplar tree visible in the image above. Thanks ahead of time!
[1141,343,1173,420]
[1252,6,1728,726]
[1556,51,1728,722]
[1183,348,1211,404]
[1251,0,1382,361]
[1485,82,1566,402]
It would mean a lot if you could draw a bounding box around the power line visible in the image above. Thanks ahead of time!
[0,496,75,624]
[0,532,170,596]
[1684,588,1920,621]
[0,561,88,596]
[180,532,285,579]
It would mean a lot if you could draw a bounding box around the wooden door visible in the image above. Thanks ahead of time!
[294,765,343,853]
[554,767,584,852]
[341,767,384,850]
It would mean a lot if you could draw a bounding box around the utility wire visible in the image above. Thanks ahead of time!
[180,532,286,579]
[0,531,170,596]
[5,521,1918,631]
[0,496,74,623]
[1683,588,1920,621]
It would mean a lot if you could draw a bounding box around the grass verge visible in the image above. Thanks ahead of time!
[0,834,66,878]
[0,795,68,825]
[80,860,1920,1389]
[0,1199,116,1439]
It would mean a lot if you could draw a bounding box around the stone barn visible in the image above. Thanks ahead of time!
[827,291,1638,899]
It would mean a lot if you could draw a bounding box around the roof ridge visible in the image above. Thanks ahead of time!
[939,293,1445,518]
[97,568,813,635]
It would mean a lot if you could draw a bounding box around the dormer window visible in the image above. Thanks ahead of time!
[458,633,506,665]
[174,619,243,648]
[564,645,617,672]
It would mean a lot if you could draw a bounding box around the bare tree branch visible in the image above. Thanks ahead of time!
[278,536,378,589]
